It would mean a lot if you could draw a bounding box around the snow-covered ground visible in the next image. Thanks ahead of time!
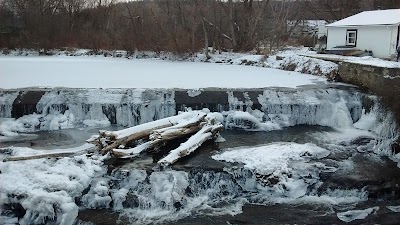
[0,56,326,89]
[303,52,400,68]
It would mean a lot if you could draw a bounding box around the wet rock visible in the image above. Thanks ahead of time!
[255,173,280,187]
[391,141,400,154]
[351,137,375,146]
[366,182,400,199]
[11,91,46,118]
[122,193,140,208]
[78,209,120,225]
[2,203,26,219]
[283,63,297,71]
[174,201,183,210]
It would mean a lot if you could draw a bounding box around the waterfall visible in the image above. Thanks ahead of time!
[0,88,397,153]
[225,89,362,130]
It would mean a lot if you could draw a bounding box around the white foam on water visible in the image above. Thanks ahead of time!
[87,169,249,225]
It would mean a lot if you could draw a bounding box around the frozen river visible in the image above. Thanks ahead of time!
[0,56,326,89]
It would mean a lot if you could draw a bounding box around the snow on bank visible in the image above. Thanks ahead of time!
[0,56,326,89]
[0,148,106,225]
[193,48,339,79]
[303,52,400,69]
[266,51,339,80]
[6,47,396,83]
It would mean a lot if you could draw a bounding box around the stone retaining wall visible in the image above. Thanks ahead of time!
[338,62,400,126]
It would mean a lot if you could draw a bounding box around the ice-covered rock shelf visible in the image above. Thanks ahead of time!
[0,89,176,132]
[0,87,365,134]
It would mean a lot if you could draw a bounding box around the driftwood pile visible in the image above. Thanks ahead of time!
[2,111,224,166]
[88,111,224,166]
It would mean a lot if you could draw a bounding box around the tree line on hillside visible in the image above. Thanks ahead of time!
[0,0,399,54]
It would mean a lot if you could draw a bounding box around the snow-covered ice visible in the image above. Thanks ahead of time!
[212,143,330,175]
[336,206,379,223]
[387,205,400,212]
[224,111,283,131]
[0,112,93,137]
[0,56,326,89]
[212,143,331,199]
[0,150,106,225]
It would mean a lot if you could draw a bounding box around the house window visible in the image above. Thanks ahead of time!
[346,29,357,46]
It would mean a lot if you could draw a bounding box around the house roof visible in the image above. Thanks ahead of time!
[326,9,400,27]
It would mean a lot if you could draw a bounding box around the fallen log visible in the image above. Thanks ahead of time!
[112,124,203,157]
[157,124,223,167]
[3,143,95,162]
[98,126,166,155]
[4,152,82,162]
[149,113,206,141]
[3,111,223,162]
[112,142,153,158]
[89,112,206,155]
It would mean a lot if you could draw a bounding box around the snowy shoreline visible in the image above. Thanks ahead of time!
[0,47,340,89]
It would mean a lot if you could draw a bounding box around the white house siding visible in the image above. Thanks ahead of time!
[389,25,399,56]
[327,26,397,58]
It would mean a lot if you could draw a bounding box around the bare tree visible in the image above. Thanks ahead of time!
[0,0,336,53]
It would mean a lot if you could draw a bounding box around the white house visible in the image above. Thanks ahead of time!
[326,9,400,59]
